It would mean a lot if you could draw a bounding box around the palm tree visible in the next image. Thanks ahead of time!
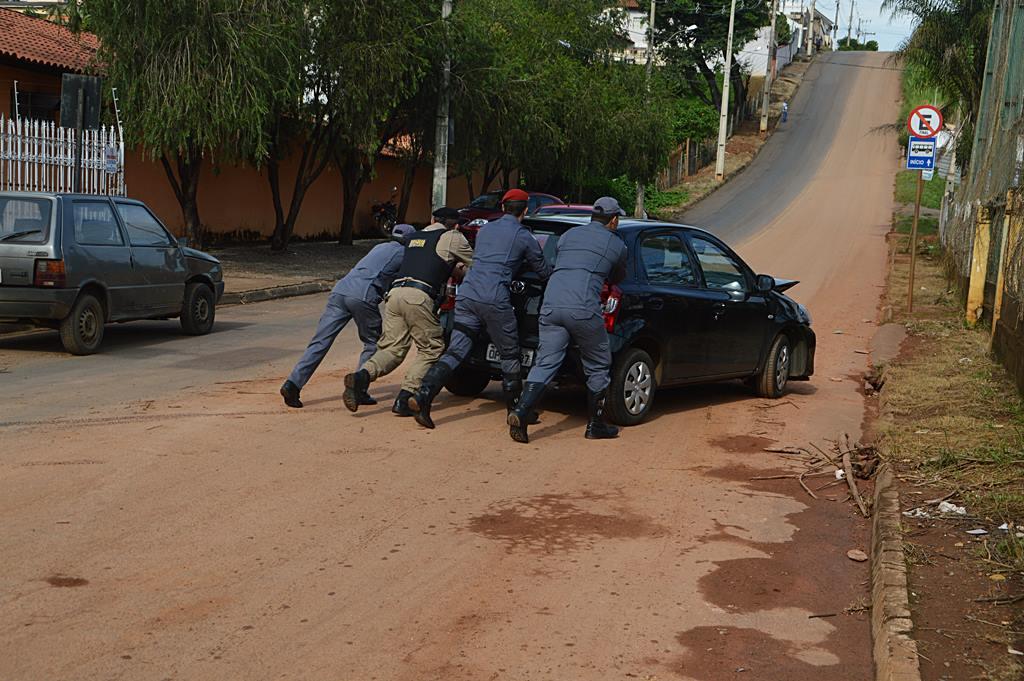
[883,0,993,164]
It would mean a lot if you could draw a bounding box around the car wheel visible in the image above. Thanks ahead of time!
[755,333,791,398]
[444,367,491,397]
[59,293,104,355]
[607,347,656,426]
[181,282,216,335]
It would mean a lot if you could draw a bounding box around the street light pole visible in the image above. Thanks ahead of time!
[833,0,840,49]
[635,0,656,217]
[807,0,816,56]
[845,0,854,47]
[715,0,739,181]
[431,0,453,212]
[759,0,779,135]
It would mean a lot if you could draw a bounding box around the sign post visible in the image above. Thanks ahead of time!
[905,105,941,313]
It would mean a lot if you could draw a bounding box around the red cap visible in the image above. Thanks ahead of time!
[502,188,529,203]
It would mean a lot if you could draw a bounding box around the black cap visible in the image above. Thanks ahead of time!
[432,207,461,221]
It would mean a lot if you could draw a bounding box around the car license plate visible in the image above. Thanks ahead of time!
[486,344,534,367]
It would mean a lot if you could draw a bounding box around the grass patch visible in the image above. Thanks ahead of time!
[894,214,939,236]
[878,240,1024,548]
[895,170,945,210]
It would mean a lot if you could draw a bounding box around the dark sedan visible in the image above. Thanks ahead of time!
[440,216,815,425]
[457,190,564,244]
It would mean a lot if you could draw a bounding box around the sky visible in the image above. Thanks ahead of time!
[830,0,917,50]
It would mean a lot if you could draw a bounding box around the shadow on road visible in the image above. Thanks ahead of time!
[0,320,255,355]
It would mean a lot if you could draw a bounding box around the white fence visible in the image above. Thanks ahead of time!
[0,115,125,196]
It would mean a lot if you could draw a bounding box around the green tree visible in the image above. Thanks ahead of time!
[883,0,991,163]
[655,0,770,113]
[775,13,792,45]
[267,0,434,249]
[78,0,300,245]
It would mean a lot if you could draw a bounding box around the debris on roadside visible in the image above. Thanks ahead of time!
[847,549,869,562]
[758,434,880,515]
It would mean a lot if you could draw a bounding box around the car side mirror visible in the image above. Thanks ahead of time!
[177,237,190,248]
[755,274,775,293]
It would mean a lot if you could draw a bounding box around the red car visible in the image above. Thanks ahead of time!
[457,190,564,244]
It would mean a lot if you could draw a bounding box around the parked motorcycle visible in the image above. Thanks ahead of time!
[371,187,399,238]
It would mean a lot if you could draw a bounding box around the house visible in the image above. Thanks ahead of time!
[609,0,651,65]
[0,8,477,239]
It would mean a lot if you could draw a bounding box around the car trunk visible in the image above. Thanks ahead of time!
[0,196,58,288]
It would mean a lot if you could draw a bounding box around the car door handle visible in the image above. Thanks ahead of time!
[645,297,664,311]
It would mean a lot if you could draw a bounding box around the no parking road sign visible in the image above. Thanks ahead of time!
[907,137,936,170]
[907,104,943,139]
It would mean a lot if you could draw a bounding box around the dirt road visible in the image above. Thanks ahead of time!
[0,52,900,681]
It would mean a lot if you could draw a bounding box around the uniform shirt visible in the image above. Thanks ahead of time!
[541,220,627,315]
[458,214,551,304]
[332,240,405,304]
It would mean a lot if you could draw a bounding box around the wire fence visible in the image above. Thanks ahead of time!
[0,115,126,196]
[941,0,1024,390]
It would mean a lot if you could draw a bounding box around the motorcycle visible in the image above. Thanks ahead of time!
[371,186,399,238]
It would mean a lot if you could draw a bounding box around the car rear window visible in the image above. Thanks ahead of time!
[468,192,502,210]
[0,197,52,244]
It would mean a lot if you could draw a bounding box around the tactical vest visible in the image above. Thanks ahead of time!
[396,229,452,296]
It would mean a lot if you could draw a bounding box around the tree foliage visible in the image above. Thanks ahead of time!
[775,13,793,46]
[443,0,675,200]
[78,0,300,244]
[654,0,770,112]
[883,0,992,165]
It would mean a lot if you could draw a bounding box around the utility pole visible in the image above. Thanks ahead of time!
[715,0,739,181]
[845,0,854,47]
[431,0,453,212]
[760,0,780,135]
[856,17,862,43]
[635,0,656,217]
[833,0,840,50]
[807,0,816,56]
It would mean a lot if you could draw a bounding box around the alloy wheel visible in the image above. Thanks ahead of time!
[775,342,790,393]
[624,360,653,416]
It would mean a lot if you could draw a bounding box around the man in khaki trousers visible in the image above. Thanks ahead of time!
[343,207,473,416]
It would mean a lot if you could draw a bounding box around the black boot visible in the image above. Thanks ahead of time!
[585,389,619,440]
[503,375,540,425]
[280,380,303,409]
[342,369,370,412]
[358,391,378,406]
[507,382,546,444]
[392,390,414,417]
[409,364,454,429]
[502,377,523,415]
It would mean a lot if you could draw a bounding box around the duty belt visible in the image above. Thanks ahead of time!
[393,279,437,297]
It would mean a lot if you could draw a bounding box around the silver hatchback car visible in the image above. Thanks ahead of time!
[0,192,224,355]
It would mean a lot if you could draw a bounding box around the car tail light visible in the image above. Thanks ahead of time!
[439,279,457,312]
[601,283,622,333]
[34,259,66,288]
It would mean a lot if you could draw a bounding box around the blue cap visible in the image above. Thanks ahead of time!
[391,223,415,243]
[593,196,626,217]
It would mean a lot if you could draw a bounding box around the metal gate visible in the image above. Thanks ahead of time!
[0,115,126,196]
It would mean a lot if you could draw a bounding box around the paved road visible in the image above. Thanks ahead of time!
[0,52,900,681]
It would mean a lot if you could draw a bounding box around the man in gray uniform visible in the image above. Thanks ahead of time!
[409,188,552,429]
[507,197,628,443]
[280,223,415,408]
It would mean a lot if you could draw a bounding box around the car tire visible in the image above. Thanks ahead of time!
[444,367,491,397]
[181,282,216,335]
[606,347,656,426]
[59,293,105,355]
[755,333,791,398]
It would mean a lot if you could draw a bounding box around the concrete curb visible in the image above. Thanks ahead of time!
[871,463,923,681]
[219,280,333,307]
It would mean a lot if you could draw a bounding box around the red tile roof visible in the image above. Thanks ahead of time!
[0,8,98,73]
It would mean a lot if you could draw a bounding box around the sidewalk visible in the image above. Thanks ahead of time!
[211,239,385,303]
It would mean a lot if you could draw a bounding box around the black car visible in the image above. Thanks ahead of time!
[440,216,815,425]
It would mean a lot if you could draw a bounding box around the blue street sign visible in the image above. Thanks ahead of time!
[907,136,936,170]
